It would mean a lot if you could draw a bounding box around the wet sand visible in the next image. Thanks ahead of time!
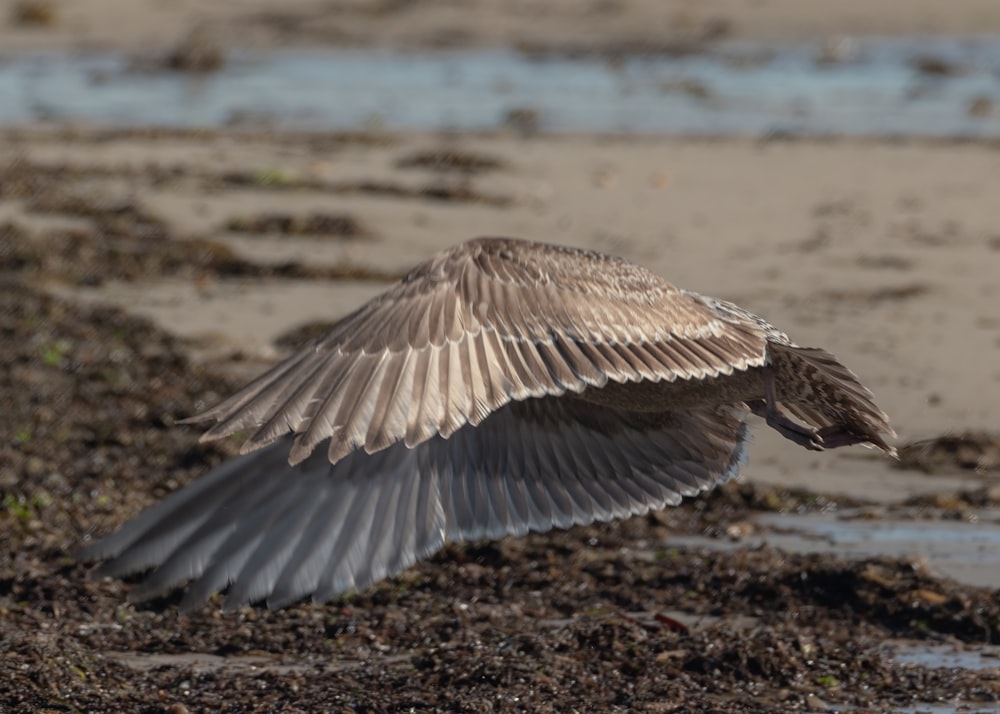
[3,2,1000,712]
[4,0,1000,53]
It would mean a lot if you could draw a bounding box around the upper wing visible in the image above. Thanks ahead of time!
[81,396,750,610]
[187,237,767,465]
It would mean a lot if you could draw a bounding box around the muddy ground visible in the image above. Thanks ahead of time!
[2,133,1000,713]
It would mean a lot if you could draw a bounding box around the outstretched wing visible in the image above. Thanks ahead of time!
[187,237,766,465]
[81,397,751,611]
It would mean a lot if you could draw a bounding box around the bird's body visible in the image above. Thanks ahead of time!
[81,237,894,610]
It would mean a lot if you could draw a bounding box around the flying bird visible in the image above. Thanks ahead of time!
[80,237,895,610]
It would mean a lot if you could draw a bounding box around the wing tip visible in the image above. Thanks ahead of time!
[177,413,211,426]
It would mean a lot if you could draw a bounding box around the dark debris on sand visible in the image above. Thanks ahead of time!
[395,148,508,175]
[0,153,504,283]
[895,431,1000,474]
[226,211,372,239]
[0,156,410,285]
[3,279,1000,712]
[1,217,401,286]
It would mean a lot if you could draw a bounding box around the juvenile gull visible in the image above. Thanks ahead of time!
[80,237,895,610]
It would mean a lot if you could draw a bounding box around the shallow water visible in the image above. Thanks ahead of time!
[670,509,1000,589]
[2,37,1000,135]
[868,697,1000,713]
[887,651,1000,714]
[676,508,1000,709]
[889,642,1000,671]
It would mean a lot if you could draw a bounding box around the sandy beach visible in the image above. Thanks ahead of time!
[4,0,1000,52]
[3,2,1000,712]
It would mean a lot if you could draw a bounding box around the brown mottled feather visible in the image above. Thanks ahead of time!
[771,344,895,453]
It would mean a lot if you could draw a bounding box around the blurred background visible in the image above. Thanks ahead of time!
[4,0,1000,134]
[3,1,1000,711]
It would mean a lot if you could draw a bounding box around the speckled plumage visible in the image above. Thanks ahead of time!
[80,237,894,610]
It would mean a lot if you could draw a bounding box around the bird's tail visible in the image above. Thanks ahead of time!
[769,344,896,456]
